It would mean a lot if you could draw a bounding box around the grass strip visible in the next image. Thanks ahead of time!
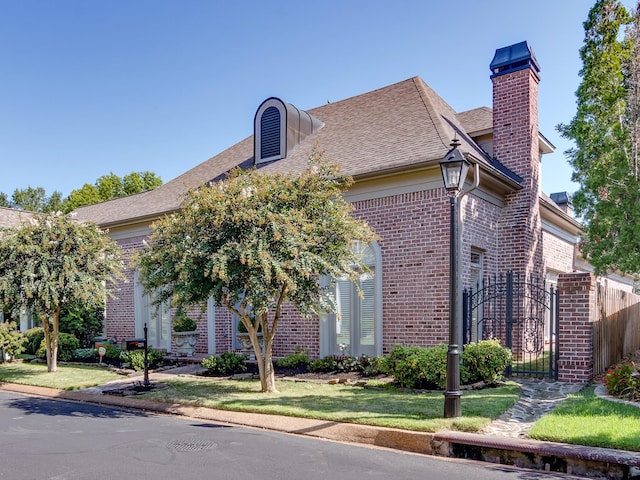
[0,362,124,390]
[138,376,520,433]
[528,385,640,452]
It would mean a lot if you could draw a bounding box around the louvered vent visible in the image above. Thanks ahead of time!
[260,106,281,160]
[254,97,323,165]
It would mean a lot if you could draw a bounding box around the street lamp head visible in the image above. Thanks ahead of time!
[440,143,470,193]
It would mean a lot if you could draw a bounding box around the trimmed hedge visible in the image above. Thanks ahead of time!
[381,340,512,389]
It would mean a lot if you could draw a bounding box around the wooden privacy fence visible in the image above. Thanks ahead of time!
[592,282,640,377]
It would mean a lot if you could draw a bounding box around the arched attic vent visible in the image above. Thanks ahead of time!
[254,97,324,165]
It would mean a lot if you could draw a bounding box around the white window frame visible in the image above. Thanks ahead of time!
[320,242,382,357]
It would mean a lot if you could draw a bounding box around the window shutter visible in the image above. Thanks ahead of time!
[260,106,281,160]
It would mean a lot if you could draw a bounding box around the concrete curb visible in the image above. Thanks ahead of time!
[2,381,638,479]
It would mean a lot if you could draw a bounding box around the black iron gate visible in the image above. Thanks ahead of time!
[462,271,559,379]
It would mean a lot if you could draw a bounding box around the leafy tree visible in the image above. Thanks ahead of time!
[10,186,48,211]
[1,171,162,213]
[0,212,124,372]
[137,152,376,392]
[123,171,162,196]
[558,0,640,274]
[66,184,102,211]
[10,186,65,213]
[66,171,162,211]
[45,191,66,213]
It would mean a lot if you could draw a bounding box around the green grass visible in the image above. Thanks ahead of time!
[0,362,124,390]
[138,377,520,432]
[529,385,640,452]
[511,349,553,376]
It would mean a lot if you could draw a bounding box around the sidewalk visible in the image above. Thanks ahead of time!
[2,366,639,480]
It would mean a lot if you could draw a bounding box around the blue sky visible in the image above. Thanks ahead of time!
[0,1,623,198]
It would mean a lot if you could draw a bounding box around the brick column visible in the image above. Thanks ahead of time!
[557,272,596,382]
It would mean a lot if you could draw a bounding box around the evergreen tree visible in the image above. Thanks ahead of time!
[558,0,640,275]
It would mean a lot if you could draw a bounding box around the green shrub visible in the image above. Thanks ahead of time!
[0,321,24,360]
[37,333,80,362]
[309,356,337,372]
[462,339,512,385]
[201,352,247,375]
[381,344,448,389]
[59,306,105,348]
[103,343,122,360]
[23,327,45,355]
[73,348,98,361]
[309,354,381,374]
[276,348,310,369]
[361,355,386,376]
[173,310,197,332]
[605,362,640,400]
[120,348,165,371]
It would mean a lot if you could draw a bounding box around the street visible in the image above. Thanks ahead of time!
[0,391,584,480]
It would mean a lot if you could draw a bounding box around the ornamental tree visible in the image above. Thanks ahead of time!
[137,152,376,392]
[0,212,124,372]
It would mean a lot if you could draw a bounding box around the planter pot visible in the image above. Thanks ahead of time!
[236,332,264,359]
[172,331,200,357]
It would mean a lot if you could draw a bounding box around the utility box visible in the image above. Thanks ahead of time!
[122,338,146,351]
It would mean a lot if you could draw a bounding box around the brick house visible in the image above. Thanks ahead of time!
[72,41,631,362]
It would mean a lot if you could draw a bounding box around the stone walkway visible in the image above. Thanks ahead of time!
[481,379,586,438]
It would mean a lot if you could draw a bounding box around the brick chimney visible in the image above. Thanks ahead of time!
[491,41,544,276]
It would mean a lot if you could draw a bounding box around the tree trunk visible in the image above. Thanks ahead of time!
[253,331,277,393]
[42,310,60,373]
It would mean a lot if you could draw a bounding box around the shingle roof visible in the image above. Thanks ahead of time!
[74,77,501,227]
[0,207,34,228]
[457,107,493,134]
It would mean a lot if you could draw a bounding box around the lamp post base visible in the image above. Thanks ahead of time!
[444,343,461,418]
[444,391,462,418]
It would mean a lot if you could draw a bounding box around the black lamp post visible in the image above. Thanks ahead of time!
[440,140,470,419]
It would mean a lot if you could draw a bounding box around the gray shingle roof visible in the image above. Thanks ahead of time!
[74,77,498,227]
[0,207,34,228]
[457,107,493,134]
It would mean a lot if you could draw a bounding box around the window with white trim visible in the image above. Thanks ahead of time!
[321,242,382,357]
[134,270,171,351]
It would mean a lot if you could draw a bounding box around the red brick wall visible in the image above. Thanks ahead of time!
[492,67,544,277]
[105,235,144,343]
[105,184,510,359]
[557,272,595,382]
[542,231,575,274]
[270,187,504,356]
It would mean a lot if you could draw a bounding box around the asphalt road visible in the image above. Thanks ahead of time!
[0,391,584,480]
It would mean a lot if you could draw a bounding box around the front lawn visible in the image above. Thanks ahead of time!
[529,385,640,452]
[0,362,124,390]
[137,376,521,432]
[0,361,520,432]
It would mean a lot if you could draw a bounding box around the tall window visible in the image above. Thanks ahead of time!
[469,248,484,342]
[134,270,171,350]
[321,242,382,357]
